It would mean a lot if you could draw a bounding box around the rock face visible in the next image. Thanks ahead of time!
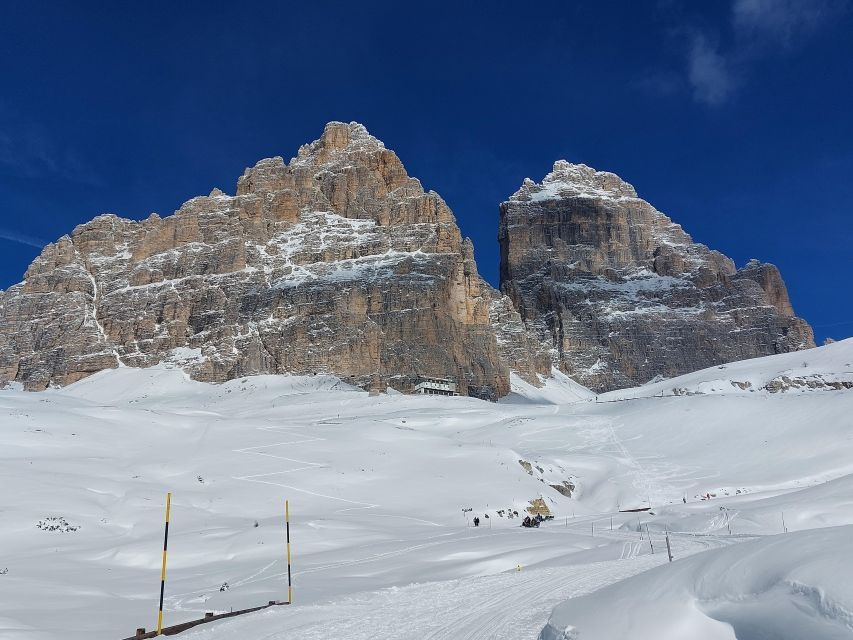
[0,122,535,398]
[487,289,553,381]
[499,161,815,392]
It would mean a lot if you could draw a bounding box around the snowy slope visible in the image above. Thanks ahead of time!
[603,337,853,399]
[501,369,597,405]
[0,341,851,639]
[542,526,853,640]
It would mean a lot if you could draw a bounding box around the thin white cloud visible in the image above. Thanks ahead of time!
[687,34,735,106]
[732,0,845,47]
[668,0,848,105]
[0,229,46,249]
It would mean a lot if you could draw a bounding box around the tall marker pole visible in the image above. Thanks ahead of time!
[157,492,172,635]
[286,499,293,604]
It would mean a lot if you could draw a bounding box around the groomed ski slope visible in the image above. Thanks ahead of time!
[181,533,724,640]
[0,339,851,639]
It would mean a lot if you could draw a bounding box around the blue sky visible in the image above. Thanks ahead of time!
[1,1,850,343]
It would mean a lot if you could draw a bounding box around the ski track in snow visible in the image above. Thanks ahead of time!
[185,531,724,640]
[424,560,654,640]
[416,532,726,640]
[231,423,380,515]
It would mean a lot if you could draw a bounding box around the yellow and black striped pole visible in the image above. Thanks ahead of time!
[285,499,292,604]
[156,492,172,635]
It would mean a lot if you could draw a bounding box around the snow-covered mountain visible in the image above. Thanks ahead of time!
[1,339,851,639]
[499,160,815,392]
[0,122,546,398]
[1,127,818,401]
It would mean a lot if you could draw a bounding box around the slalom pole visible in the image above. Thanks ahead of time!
[156,492,172,635]
[286,500,293,604]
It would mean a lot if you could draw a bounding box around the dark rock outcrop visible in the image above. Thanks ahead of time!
[499,160,815,392]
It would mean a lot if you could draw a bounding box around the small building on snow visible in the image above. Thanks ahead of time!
[413,376,458,396]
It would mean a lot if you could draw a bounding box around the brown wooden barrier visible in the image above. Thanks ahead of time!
[123,601,290,639]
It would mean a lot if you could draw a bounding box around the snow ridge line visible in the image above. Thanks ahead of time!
[787,580,853,631]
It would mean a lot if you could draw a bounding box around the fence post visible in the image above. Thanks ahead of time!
[157,492,172,635]
[646,525,654,554]
[286,499,293,604]
[666,533,673,562]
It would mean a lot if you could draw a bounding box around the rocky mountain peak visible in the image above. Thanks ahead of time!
[295,121,384,161]
[233,122,443,227]
[0,127,814,397]
[1,122,545,396]
[512,160,638,203]
[500,161,814,392]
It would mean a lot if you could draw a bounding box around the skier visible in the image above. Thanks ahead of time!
[473,516,480,527]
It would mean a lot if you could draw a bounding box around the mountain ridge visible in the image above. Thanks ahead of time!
[499,159,814,391]
[0,123,813,395]
[0,122,548,396]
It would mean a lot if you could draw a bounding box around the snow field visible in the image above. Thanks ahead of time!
[0,339,851,638]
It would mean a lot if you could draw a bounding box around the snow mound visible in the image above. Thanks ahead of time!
[541,526,853,640]
[53,364,360,406]
[502,369,596,404]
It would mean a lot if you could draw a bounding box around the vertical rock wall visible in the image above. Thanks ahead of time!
[499,161,814,392]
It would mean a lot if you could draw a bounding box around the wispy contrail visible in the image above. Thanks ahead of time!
[0,229,47,249]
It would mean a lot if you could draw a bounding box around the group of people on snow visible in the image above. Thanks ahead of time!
[521,514,543,528]
[469,512,544,528]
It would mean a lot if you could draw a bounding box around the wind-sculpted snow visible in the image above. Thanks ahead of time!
[541,527,853,640]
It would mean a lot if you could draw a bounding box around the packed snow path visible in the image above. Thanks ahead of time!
[182,531,723,640]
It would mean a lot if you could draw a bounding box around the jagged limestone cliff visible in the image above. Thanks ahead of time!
[499,161,815,392]
[0,123,546,397]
